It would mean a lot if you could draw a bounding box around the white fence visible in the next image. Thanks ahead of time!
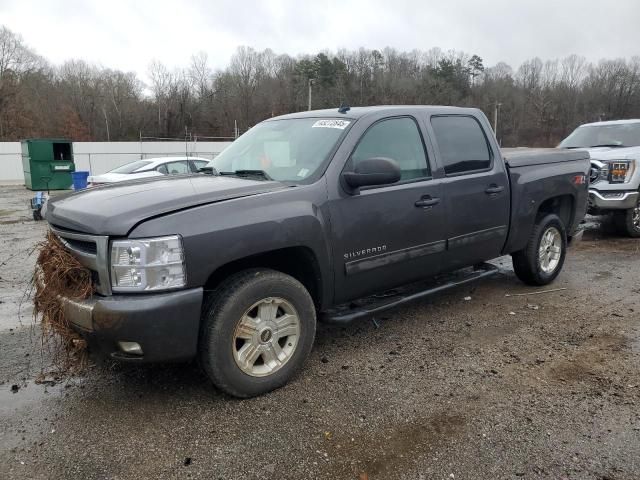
[0,141,232,184]
[0,143,24,183]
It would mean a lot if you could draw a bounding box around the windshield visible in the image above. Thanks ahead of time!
[206,118,352,182]
[559,123,640,148]
[109,160,153,174]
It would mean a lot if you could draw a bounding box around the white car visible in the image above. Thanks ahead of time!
[87,156,210,186]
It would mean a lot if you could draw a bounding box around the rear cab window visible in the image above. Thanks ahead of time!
[430,115,492,175]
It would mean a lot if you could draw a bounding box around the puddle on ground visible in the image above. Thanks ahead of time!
[0,219,28,225]
[0,381,66,415]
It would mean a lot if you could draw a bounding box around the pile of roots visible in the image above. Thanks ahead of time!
[33,231,94,372]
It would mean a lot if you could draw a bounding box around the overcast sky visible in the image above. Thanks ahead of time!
[2,0,639,80]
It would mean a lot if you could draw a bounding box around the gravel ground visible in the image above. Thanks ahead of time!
[1,184,639,480]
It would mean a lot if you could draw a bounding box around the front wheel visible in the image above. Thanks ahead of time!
[199,269,316,398]
[613,197,640,237]
[512,213,567,286]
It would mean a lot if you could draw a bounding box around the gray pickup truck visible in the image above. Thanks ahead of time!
[44,106,589,397]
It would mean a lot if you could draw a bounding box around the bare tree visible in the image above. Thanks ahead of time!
[3,23,640,147]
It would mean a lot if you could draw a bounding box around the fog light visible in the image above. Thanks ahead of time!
[118,341,143,356]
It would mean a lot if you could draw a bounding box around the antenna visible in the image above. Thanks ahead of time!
[338,104,350,114]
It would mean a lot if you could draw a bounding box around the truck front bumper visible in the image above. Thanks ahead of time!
[61,287,203,362]
[588,189,639,210]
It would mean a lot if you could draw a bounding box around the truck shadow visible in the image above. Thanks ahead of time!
[92,266,522,402]
[581,213,633,240]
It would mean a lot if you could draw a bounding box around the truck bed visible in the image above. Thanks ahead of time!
[501,147,590,255]
[502,147,590,167]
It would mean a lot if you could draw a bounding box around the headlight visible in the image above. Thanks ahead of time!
[110,235,186,292]
[605,159,635,183]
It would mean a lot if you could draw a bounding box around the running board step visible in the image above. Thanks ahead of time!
[322,263,499,324]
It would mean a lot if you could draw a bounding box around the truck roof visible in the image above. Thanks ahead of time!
[579,119,640,127]
[270,105,483,121]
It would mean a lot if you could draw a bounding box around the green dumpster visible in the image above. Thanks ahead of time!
[21,139,75,190]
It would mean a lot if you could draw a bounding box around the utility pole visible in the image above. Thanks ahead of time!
[493,102,502,140]
[102,106,110,141]
[308,78,315,111]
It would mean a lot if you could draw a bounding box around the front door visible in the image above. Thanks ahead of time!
[328,116,448,304]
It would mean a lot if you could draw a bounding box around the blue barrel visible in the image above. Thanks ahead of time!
[71,171,90,190]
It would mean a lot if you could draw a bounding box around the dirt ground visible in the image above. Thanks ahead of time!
[1,184,639,480]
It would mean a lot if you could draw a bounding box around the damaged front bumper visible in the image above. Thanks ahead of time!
[56,287,203,362]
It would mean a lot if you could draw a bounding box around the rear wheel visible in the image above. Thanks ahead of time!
[199,269,316,398]
[512,213,567,286]
[613,197,640,237]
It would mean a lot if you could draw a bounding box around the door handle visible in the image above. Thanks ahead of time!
[415,196,440,208]
[485,185,505,195]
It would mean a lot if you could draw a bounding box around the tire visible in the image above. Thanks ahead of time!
[613,197,640,237]
[199,269,316,398]
[512,213,567,286]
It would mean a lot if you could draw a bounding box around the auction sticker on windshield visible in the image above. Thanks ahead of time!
[312,119,351,129]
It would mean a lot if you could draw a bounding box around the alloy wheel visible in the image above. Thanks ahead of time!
[232,297,301,377]
[538,226,562,274]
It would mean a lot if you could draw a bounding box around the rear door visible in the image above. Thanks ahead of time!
[329,116,448,303]
[428,114,510,269]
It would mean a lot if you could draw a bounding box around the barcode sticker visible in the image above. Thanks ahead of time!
[312,119,350,130]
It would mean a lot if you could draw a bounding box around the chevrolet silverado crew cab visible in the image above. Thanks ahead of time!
[44,106,589,397]
[559,119,640,236]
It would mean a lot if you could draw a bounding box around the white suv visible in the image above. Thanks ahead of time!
[560,119,640,237]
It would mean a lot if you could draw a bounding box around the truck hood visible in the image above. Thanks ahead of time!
[583,145,640,161]
[45,174,287,236]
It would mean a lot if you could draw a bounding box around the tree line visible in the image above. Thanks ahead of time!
[1,24,640,147]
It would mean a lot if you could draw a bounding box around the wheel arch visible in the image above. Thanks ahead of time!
[536,194,575,231]
[504,193,577,254]
[202,246,324,310]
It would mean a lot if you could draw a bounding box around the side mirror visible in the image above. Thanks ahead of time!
[198,166,218,175]
[342,157,401,190]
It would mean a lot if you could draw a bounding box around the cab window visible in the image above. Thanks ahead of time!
[431,115,492,175]
[351,117,430,181]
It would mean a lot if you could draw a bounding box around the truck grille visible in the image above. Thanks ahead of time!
[50,226,111,295]
[64,238,98,255]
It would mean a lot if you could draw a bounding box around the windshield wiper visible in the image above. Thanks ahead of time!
[219,170,273,180]
[589,143,627,148]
